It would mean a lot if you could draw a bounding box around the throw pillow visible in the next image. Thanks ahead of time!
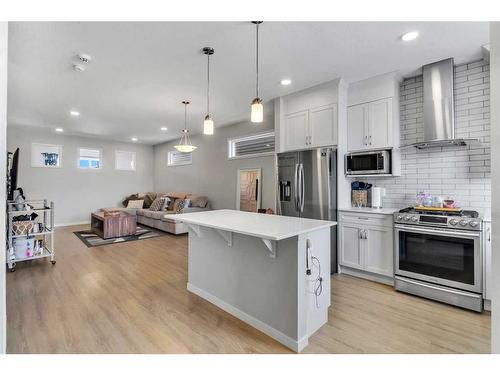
[149,197,165,211]
[160,196,171,210]
[190,195,209,208]
[166,197,177,211]
[174,199,186,213]
[122,193,139,207]
[143,192,157,208]
[127,199,144,209]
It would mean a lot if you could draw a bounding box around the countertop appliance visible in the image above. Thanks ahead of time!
[277,148,337,274]
[345,150,390,175]
[394,207,483,311]
[371,187,386,209]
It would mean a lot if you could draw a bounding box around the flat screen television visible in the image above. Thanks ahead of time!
[7,148,19,201]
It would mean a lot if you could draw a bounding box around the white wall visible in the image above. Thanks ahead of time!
[7,126,155,225]
[490,22,500,354]
[0,21,8,355]
[154,117,276,211]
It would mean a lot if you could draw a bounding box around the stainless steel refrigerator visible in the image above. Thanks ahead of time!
[277,148,337,274]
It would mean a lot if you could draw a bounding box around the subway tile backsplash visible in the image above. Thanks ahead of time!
[365,59,491,210]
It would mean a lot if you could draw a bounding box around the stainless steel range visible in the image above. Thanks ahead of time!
[394,207,483,312]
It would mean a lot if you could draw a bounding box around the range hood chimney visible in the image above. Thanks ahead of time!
[404,58,479,149]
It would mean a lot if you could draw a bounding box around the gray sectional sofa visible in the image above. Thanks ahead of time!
[116,192,211,235]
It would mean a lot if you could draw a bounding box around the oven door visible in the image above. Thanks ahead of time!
[395,224,482,293]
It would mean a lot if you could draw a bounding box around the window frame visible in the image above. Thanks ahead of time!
[77,147,103,170]
[167,150,193,167]
[115,150,137,171]
[227,131,275,160]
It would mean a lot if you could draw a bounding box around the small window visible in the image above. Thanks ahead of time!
[115,150,136,171]
[228,131,275,159]
[78,148,101,169]
[168,150,192,166]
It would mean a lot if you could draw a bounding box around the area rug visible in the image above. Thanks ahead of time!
[74,225,165,247]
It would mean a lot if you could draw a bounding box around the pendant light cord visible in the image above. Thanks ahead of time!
[207,53,210,115]
[184,101,187,131]
[255,22,259,98]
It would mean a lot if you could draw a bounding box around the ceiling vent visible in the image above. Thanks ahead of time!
[77,53,92,64]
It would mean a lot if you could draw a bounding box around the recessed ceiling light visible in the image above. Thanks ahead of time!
[70,110,80,117]
[401,31,419,42]
[131,137,138,142]
[55,128,64,132]
[280,79,292,86]
[161,127,168,131]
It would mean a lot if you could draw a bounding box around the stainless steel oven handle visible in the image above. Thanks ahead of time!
[395,224,480,238]
[394,276,481,298]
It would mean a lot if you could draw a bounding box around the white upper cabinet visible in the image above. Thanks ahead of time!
[347,104,368,151]
[284,110,309,151]
[276,79,341,153]
[309,104,338,147]
[347,72,400,152]
[347,97,394,152]
[368,98,392,149]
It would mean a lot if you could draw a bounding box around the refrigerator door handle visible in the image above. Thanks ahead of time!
[299,163,305,213]
[294,163,300,212]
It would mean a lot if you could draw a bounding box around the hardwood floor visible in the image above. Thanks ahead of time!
[6,224,491,354]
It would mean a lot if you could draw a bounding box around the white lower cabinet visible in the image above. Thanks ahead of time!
[339,212,394,278]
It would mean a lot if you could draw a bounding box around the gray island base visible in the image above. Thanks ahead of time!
[173,209,337,352]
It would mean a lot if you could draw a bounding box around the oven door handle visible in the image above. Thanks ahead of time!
[395,224,481,238]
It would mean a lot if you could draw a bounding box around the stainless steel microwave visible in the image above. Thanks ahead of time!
[345,150,391,175]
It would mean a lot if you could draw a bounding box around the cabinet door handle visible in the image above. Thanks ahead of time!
[488,228,491,242]
[358,217,369,220]
[369,135,372,145]
[359,229,363,239]
[364,229,368,239]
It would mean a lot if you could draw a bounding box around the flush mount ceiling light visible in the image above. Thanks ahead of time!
[70,110,80,117]
[280,79,292,86]
[131,137,138,142]
[174,101,197,153]
[401,31,419,42]
[250,21,263,123]
[161,127,168,131]
[73,64,86,72]
[202,47,215,135]
[55,128,64,132]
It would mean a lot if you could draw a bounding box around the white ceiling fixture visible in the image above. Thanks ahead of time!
[250,21,263,124]
[55,127,64,132]
[401,31,419,42]
[131,137,138,142]
[174,101,197,153]
[202,47,215,135]
[70,110,80,116]
[280,79,292,86]
[72,64,86,72]
[77,53,92,64]
[161,127,168,131]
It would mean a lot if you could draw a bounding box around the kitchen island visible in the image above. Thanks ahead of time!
[172,209,337,352]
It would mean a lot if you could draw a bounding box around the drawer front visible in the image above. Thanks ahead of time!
[339,212,393,228]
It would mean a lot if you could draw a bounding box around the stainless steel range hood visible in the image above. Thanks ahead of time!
[404,58,479,149]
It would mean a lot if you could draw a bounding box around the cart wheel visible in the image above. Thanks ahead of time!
[10,268,16,273]
[51,260,56,265]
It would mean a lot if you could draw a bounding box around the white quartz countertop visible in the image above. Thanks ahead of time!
[173,209,337,241]
[339,207,399,215]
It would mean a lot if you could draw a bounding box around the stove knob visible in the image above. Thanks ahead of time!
[449,219,458,226]
[404,215,411,221]
[469,220,479,228]
[411,216,418,222]
[459,220,469,227]
[396,215,403,221]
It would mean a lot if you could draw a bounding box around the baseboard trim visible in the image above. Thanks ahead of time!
[55,221,90,227]
[339,265,394,286]
[187,282,307,352]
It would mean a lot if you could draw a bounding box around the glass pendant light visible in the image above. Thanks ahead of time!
[174,101,197,153]
[250,21,263,123]
[202,47,215,135]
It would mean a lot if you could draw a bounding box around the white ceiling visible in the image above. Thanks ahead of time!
[7,22,489,144]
